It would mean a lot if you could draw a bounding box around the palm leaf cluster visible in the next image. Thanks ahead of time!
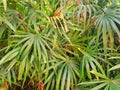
[0,0,120,90]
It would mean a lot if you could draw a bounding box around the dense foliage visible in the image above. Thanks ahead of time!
[0,0,120,90]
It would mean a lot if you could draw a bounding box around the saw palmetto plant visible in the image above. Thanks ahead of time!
[0,0,120,90]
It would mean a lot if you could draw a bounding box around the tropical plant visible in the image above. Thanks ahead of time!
[0,0,120,90]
